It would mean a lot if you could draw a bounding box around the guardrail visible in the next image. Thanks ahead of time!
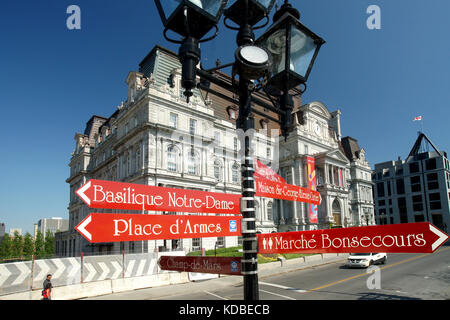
[0,250,185,297]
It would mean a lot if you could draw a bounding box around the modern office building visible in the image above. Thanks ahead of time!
[372,133,449,232]
[58,45,375,257]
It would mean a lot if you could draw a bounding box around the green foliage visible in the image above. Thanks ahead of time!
[11,231,23,258]
[44,231,54,256]
[34,230,45,258]
[187,246,243,257]
[23,233,35,258]
[0,234,12,260]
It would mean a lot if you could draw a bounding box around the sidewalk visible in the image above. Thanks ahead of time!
[82,253,349,300]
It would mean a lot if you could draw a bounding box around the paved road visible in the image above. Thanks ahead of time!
[83,245,450,300]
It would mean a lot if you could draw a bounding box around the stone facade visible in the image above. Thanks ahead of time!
[58,46,375,257]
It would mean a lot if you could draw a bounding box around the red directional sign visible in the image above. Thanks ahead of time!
[257,222,449,254]
[158,256,242,276]
[75,213,242,243]
[76,179,241,214]
[254,175,322,206]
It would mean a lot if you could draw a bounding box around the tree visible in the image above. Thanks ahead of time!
[0,234,12,260]
[34,230,45,259]
[23,233,34,259]
[11,231,23,258]
[44,230,54,257]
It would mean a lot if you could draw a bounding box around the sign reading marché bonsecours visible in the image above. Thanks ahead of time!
[76,179,241,215]
[257,223,449,254]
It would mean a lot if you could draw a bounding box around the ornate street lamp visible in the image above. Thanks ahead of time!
[154,0,324,301]
[256,0,325,138]
[154,0,229,102]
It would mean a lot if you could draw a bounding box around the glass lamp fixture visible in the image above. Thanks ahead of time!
[234,45,272,80]
[224,0,276,27]
[256,2,325,91]
[154,0,229,102]
[154,0,229,40]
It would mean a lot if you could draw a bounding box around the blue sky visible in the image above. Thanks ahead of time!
[0,0,449,234]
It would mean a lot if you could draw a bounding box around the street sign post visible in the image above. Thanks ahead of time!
[75,213,242,243]
[76,179,241,214]
[257,222,449,254]
[158,256,242,276]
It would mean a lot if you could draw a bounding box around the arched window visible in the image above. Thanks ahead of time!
[167,146,178,172]
[232,163,240,184]
[214,159,222,181]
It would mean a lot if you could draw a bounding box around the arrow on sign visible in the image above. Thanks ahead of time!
[76,215,92,241]
[76,180,91,206]
[429,224,448,251]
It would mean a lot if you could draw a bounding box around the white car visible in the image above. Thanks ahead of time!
[346,253,387,268]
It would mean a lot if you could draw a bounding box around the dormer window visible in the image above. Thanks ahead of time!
[227,106,238,120]
[260,119,269,130]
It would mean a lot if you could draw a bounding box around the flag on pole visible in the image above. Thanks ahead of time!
[413,116,422,121]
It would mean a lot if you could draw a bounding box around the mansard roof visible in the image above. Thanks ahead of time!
[341,136,362,161]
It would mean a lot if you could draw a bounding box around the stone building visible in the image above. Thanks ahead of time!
[58,45,375,257]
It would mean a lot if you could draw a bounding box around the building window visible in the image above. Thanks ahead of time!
[170,113,178,128]
[187,150,199,175]
[214,159,222,181]
[192,238,201,250]
[214,131,221,144]
[227,106,238,120]
[426,158,437,171]
[167,146,178,172]
[234,137,238,152]
[376,182,385,197]
[267,202,273,220]
[232,163,239,184]
[216,237,225,248]
[398,197,408,223]
[409,162,419,174]
[427,172,439,190]
[189,119,197,135]
[412,195,423,212]
[410,176,421,192]
[429,193,441,210]
[266,147,271,158]
[396,179,405,194]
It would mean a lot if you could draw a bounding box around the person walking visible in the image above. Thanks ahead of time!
[42,274,53,300]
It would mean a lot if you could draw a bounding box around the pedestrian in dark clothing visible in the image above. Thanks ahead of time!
[42,274,52,300]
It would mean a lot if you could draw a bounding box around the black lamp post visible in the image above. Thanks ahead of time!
[153,0,324,301]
